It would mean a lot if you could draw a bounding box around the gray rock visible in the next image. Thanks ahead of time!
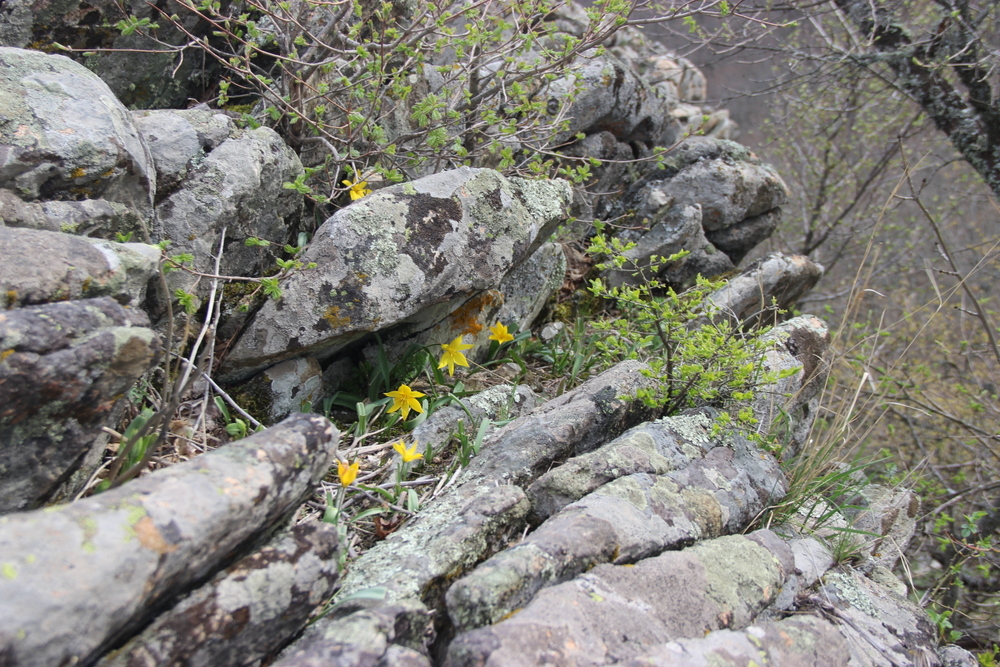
[753,315,831,457]
[98,521,341,667]
[0,413,339,667]
[0,47,154,235]
[849,484,919,570]
[448,433,787,631]
[275,600,433,667]
[221,168,572,382]
[0,226,159,308]
[621,616,850,667]
[395,241,566,366]
[233,357,325,425]
[527,410,721,520]
[706,253,825,325]
[0,298,161,513]
[816,569,940,667]
[0,188,137,235]
[154,125,304,303]
[547,49,676,147]
[409,383,538,460]
[132,108,237,199]
[603,139,790,288]
[445,530,793,666]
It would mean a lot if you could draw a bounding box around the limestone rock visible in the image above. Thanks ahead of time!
[154,125,304,305]
[0,226,159,308]
[98,521,341,667]
[0,47,155,236]
[0,298,161,513]
[707,252,825,324]
[132,108,237,199]
[0,413,339,667]
[446,531,794,665]
[221,168,572,382]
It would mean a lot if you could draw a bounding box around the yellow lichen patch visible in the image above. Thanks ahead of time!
[2,563,16,579]
[0,349,13,363]
[70,167,86,179]
[323,305,351,329]
[5,289,17,307]
[135,516,177,554]
[449,291,501,336]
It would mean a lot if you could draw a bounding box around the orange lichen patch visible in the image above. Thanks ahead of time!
[323,305,351,329]
[449,291,501,336]
[135,516,177,554]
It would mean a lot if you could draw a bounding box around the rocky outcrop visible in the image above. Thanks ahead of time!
[152,120,304,305]
[0,47,155,237]
[0,297,161,512]
[0,226,160,308]
[221,168,572,382]
[601,139,791,288]
[0,413,339,667]
[98,520,342,667]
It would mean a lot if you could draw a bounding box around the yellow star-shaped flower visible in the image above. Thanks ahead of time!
[337,459,360,487]
[385,384,425,421]
[343,178,372,200]
[393,440,423,463]
[438,336,474,376]
[488,322,514,344]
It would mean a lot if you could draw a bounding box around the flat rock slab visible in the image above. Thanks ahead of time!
[620,615,850,667]
[221,167,572,381]
[446,530,793,666]
[708,252,824,324]
[275,600,434,667]
[447,437,787,631]
[0,226,159,308]
[0,297,161,513]
[98,521,341,667]
[0,413,339,667]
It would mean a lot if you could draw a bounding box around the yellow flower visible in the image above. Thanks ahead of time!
[343,178,371,200]
[385,384,425,420]
[438,336,473,376]
[337,459,360,487]
[488,322,514,344]
[393,440,423,463]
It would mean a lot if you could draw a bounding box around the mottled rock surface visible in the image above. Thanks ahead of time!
[98,521,341,667]
[0,47,154,236]
[154,125,304,304]
[221,168,572,381]
[602,139,790,288]
[0,298,161,513]
[446,531,794,665]
[0,413,339,667]
[0,226,159,308]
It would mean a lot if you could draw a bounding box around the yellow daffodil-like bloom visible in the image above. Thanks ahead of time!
[385,384,425,420]
[488,322,514,344]
[438,336,473,376]
[393,440,423,463]
[337,459,360,487]
[343,178,372,200]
